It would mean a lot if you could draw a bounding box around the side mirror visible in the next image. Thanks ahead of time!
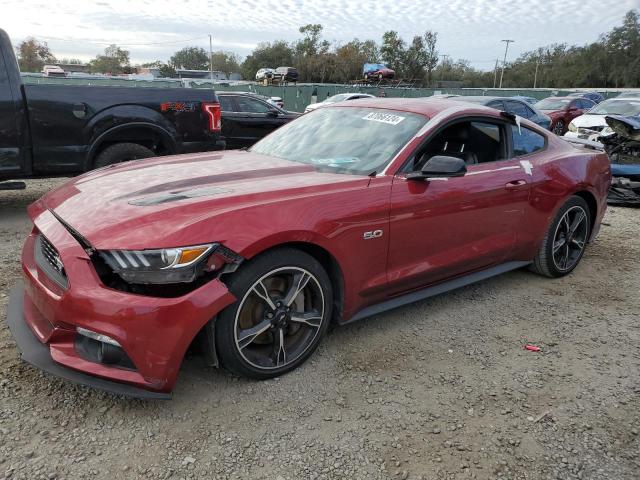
[407,155,467,181]
[267,109,279,117]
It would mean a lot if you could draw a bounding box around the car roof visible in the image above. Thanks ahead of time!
[325,97,502,118]
[218,91,261,97]
[539,96,572,101]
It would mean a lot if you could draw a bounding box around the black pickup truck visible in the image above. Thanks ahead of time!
[0,29,223,188]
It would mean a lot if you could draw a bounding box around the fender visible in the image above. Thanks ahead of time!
[83,104,180,169]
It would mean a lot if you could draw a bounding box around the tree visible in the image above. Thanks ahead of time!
[423,31,439,85]
[169,46,209,70]
[241,40,294,80]
[16,37,56,72]
[403,36,428,81]
[141,60,176,78]
[332,40,373,82]
[380,31,406,74]
[58,58,83,65]
[89,44,130,74]
[210,51,241,77]
[294,24,331,82]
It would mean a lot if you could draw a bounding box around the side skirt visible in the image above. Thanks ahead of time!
[345,261,531,324]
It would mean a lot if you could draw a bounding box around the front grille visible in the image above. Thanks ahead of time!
[35,234,68,288]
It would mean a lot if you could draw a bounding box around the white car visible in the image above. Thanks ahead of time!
[255,68,275,81]
[564,98,640,141]
[42,65,66,77]
[304,93,376,113]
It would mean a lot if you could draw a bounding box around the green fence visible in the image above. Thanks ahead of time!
[20,74,630,112]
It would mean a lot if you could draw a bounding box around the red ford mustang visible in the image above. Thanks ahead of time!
[7,98,611,398]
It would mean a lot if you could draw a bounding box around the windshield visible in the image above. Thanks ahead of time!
[536,98,571,110]
[589,100,640,115]
[323,94,353,103]
[250,107,428,175]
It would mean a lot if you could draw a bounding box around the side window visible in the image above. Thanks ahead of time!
[511,126,546,156]
[487,100,504,110]
[218,96,234,112]
[506,100,530,118]
[413,120,505,170]
[234,96,272,113]
[581,99,595,110]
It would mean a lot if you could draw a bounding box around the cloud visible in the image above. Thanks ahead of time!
[2,0,636,67]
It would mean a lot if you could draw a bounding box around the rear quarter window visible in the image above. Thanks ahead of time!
[512,126,546,156]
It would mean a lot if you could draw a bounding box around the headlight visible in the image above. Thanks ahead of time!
[567,122,577,133]
[100,243,235,284]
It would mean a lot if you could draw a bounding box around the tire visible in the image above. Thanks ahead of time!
[94,143,155,169]
[553,120,565,136]
[530,196,591,278]
[215,248,333,379]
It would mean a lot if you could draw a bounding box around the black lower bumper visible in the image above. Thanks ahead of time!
[5,283,171,400]
[181,138,226,153]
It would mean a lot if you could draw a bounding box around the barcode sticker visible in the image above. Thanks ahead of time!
[362,112,405,125]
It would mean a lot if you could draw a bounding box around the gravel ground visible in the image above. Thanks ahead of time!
[0,178,639,480]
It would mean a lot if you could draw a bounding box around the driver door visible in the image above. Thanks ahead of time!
[385,117,531,295]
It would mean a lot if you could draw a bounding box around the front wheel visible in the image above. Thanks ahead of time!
[553,120,565,135]
[215,248,333,379]
[531,196,591,278]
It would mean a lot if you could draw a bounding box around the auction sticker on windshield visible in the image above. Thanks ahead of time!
[362,112,406,125]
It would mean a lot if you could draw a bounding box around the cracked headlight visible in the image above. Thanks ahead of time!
[567,122,577,133]
[100,244,215,284]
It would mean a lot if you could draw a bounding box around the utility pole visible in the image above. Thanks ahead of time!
[208,34,213,82]
[533,59,540,88]
[439,54,449,82]
[493,58,499,88]
[498,39,514,89]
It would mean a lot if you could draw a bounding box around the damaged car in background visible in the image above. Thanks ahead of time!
[598,115,640,205]
[6,98,610,398]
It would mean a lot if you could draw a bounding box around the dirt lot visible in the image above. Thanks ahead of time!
[0,178,638,480]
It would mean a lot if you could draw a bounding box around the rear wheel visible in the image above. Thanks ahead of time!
[94,143,155,169]
[553,120,565,135]
[215,248,332,379]
[531,196,590,278]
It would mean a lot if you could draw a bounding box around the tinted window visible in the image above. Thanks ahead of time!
[219,96,234,112]
[235,96,272,113]
[414,120,504,169]
[580,99,595,110]
[512,126,545,156]
[506,100,530,118]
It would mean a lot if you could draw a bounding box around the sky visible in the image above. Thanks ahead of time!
[2,0,638,70]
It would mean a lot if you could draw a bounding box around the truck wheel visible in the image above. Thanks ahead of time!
[530,196,591,278]
[94,143,155,169]
[215,247,332,379]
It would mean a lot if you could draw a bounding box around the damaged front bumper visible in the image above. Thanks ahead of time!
[5,209,237,398]
[6,284,172,400]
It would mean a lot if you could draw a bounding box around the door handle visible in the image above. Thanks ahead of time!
[505,179,527,190]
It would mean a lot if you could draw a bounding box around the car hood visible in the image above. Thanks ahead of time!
[38,150,360,250]
[570,114,608,128]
